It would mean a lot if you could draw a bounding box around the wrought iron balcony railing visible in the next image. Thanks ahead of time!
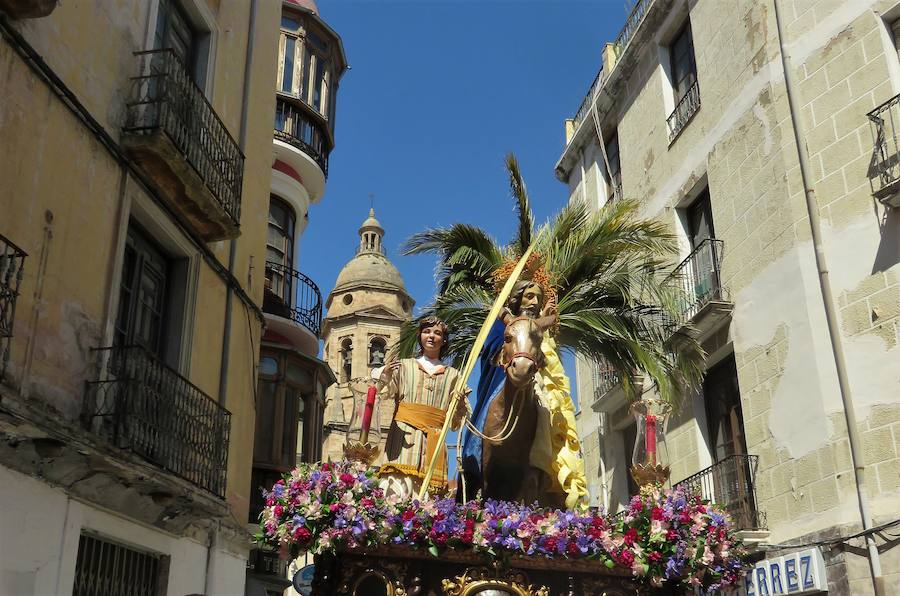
[675,454,767,531]
[593,359,622,402]
[83,345,231,497]
[867,93,900,204]
[124,49,244,234]
[263,261,323,337]
[572,0,653,126]
[667,80,701,143]
[0,234,26,382]
[274,97,330,178]
[668,238,726,324]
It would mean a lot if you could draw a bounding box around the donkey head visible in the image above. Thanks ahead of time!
[498,316,552,387]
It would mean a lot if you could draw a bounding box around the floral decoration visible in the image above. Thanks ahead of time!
[257,460,748,591]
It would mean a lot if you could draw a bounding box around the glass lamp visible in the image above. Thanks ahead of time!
[629,397,671,487]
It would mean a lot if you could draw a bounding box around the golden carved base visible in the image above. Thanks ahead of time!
[630,463,670,487]
[343,441,380,465]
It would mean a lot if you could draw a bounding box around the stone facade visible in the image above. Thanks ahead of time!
[320,210,415,465]
[561,1,900,594]
[0,1,282,594]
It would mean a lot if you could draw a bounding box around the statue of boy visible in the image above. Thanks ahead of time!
[372,316,468,498]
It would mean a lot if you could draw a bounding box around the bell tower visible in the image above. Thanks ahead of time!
[320,209,414,462]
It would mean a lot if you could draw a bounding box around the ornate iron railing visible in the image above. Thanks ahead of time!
[667,79,701,143]
[274,97,329,178]
[83,345,231,497]
[593,358,621,401]
[572,0,653,126]
[867,93,900,199]
[0,234,26,382]
[124,49,244,227]
[675,454,767,530]
[668,238,725,324]
[264,261,323,337]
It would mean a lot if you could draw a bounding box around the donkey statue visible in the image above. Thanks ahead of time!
[480,315,564,508]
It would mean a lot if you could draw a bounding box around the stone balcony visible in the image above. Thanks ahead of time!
[122,49,244,242]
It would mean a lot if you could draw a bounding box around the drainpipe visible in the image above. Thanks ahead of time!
[218,0,258,409]
[772,2,884,594]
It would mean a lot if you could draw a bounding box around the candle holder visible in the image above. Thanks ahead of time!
[343,377,382,466]
[629,397,671,487]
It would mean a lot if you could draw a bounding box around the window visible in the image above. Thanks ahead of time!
[155,0,197,74]
[277,15,333,119]
[369,337,387,367]
[115,226,170,359]
[73,533,165,596]
[623,421,639,498]
[704,355,747,461]
[670,22,697,104]
[265,196,296,305]
[604,132,621,203]
[340,338,352,383]
[686,189,714,249]
[253,353,316,470]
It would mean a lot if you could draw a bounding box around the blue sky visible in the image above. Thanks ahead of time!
[300,1,628,408]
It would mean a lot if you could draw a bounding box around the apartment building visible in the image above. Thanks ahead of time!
[0,1,282,593]
[561,1,900,594]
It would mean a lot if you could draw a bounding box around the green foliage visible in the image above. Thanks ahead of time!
[397,153,705,406]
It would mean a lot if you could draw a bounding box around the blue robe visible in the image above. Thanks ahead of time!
[458,319,506,500]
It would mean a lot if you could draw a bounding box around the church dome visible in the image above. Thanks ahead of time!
[333,251,406,293]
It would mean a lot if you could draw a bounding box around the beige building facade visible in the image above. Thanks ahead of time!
[320,209,415,465]
[561,0,900,594]
[0,1,283,594]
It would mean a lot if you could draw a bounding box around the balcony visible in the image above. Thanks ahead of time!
[0,0,57,18]
[668,239,731,338]
[122,49,244,242]
[675,454,767,533]
[0,233,26,382]
[263,262,323,352]
[667,80,701,143]
[867,93,900,207]
[274,97,330,178]
[83,345,231,497]
[590,357,647,414]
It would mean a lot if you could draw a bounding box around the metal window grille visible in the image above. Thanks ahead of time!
[82,344,231,497]
[263,261,323,337]
[667,79,701,143]
[73,533,165,596]
[667,238,725,324]
[0,234,26,382]
[867,93,900,200]
[675,454,767,530]
[124,49,244,227]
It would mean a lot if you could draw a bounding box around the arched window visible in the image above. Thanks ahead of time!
[368,337,386,367]
[340,338,352,383]
[265,196,296,305]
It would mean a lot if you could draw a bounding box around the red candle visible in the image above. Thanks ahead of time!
[645,414,657,465]
[360,384,377,444]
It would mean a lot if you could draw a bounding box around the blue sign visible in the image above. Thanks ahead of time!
[698,548,827,596]
[292,564,315,596]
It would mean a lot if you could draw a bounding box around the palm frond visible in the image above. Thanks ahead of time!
[506,154,534,255]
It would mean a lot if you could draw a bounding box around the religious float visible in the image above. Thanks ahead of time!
[258,168,752,595]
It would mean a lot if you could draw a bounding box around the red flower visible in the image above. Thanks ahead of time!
[461,530,474,544]
[623,528,639,546]
[294,527,311,543]
[339,473,355,485]
[401,510,415,522]
[619,549,635,566]
[544,537,558,552]
[361,497,374,508]
[666,529,678,541]
[273,504,284,517]
[591,516,606,529]
[651,507,665,521]
[648,551,662,563]
[566,540,579,556]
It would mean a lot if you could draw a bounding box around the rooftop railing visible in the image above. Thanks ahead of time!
[675,454,767,531]
[0,234,26,382]
[83,344,231,497]
[264,261,323,337]
[667,80,701,143]
[274,97,330,178]
[124,49,244,228]
[668,238,726,325]
[572,0,653,127]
